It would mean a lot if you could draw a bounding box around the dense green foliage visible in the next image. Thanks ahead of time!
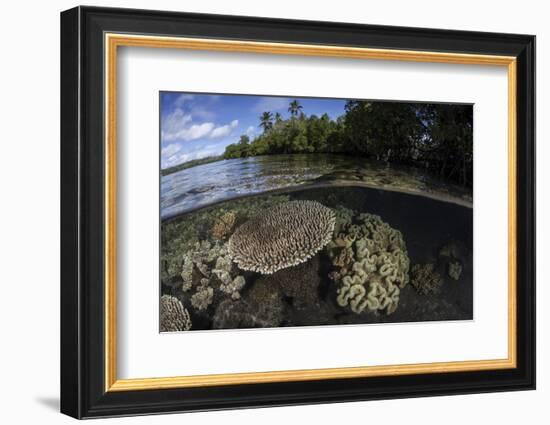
[223,100,473,187]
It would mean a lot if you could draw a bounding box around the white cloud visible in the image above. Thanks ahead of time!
[253,97,289,113]
[163,122,215,142]
[161,143,181,157]
[161,140,231,168]
[162,108,192,139]
[209,119,239,139]
[173,94,194,107]
[245,126,256,138]
[162,107,239,143]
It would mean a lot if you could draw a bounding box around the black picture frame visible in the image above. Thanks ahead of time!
[61,5,535,419]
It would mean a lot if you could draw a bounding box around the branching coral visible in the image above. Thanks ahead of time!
[327,208,410,315]
[219,275,246,300]
[191,278,214,311]
[411,263,443,295]
[228,200,336,274]
[181,239,247,309]
[161,194,290,283]
[160,295,192,332]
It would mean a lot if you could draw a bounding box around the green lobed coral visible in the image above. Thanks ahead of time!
[326,208,410,315]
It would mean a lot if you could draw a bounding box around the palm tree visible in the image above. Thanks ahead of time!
[274,112,283,124]
[288,100,303,118]
[259,111,273,132]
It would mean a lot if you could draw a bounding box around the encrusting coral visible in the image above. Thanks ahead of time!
[410,263,443,295]
[212,278,286,329]
[243,278,286,326]
[212,211,236,240]
[160,295,192,332]
[326,208,410,315]
[265,255,321,308]
[228,200,336,274]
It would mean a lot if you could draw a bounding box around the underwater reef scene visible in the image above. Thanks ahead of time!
[159,93,473,332]
[160,187,473,331]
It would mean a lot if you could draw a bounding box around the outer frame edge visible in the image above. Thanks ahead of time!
[63,6,536,419]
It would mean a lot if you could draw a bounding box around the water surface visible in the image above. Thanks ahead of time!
[161,154,472,219]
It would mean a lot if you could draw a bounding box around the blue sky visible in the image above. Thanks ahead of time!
[160,92,346,168]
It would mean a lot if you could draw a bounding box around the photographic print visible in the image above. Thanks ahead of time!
[159,92,473,332]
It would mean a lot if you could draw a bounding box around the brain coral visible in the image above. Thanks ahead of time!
[160,295,192,332]
[228,200,336,274]
[327,208,410,315]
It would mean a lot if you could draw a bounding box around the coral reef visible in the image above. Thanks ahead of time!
[439,241,462,259]
[161,194,290,283]
[212,211,236,240]
[212,299,276,329]
[180,239,247,310]
[228,200,336,274]
[212,299,256,329]
[269,255,321,308]
[448,261,462,281]
[326,208,410,315]
[219,275,246,300]
[243,278,286,326]
[410,263,443,295]
[160,295,192,332]
[191,278,214,311]
[439,241,464,281]
[213,278,286,329]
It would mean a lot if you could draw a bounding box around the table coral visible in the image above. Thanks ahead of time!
[228,200,336,274]
[160,295,192,332]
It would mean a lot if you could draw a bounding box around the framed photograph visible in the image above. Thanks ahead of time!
[60,6,535,419]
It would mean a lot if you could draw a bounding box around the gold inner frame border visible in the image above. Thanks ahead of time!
[104,33,517,392]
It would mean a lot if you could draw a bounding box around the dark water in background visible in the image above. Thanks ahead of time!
[162,189,473,328]
[161,154,472,219]
[283,186,473,324]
